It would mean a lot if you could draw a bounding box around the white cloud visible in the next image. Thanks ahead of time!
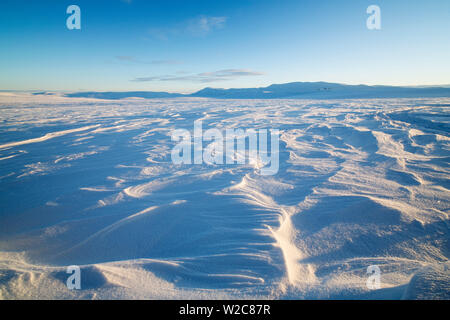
[115,56,182,65]
[148,15,227,40]
[186,16,227,36]
[132,69,264,83]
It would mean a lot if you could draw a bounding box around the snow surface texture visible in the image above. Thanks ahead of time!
[0,93,449,299]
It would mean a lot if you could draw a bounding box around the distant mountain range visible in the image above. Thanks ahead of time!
[62,82,450,100]
[64,91,183,99]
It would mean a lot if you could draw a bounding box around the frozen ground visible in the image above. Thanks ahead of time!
[0,92,449,299]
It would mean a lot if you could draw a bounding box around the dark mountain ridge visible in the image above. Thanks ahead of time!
[61,82,450,100]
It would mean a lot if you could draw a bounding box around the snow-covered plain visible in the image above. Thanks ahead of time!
[0,93,449,299]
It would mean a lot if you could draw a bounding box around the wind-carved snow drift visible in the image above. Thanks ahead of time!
[0,93,448,299]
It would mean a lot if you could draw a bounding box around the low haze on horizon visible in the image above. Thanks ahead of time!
[1,0,449,92]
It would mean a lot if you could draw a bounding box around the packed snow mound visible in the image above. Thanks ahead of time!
[402,262,450,300]
[0,93,448,299]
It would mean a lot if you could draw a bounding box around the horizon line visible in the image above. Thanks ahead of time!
[2,81,450,94]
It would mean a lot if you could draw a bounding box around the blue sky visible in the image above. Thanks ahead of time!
[1,0,449,92]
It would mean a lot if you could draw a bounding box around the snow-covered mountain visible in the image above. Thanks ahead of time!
[62,82,450,100]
